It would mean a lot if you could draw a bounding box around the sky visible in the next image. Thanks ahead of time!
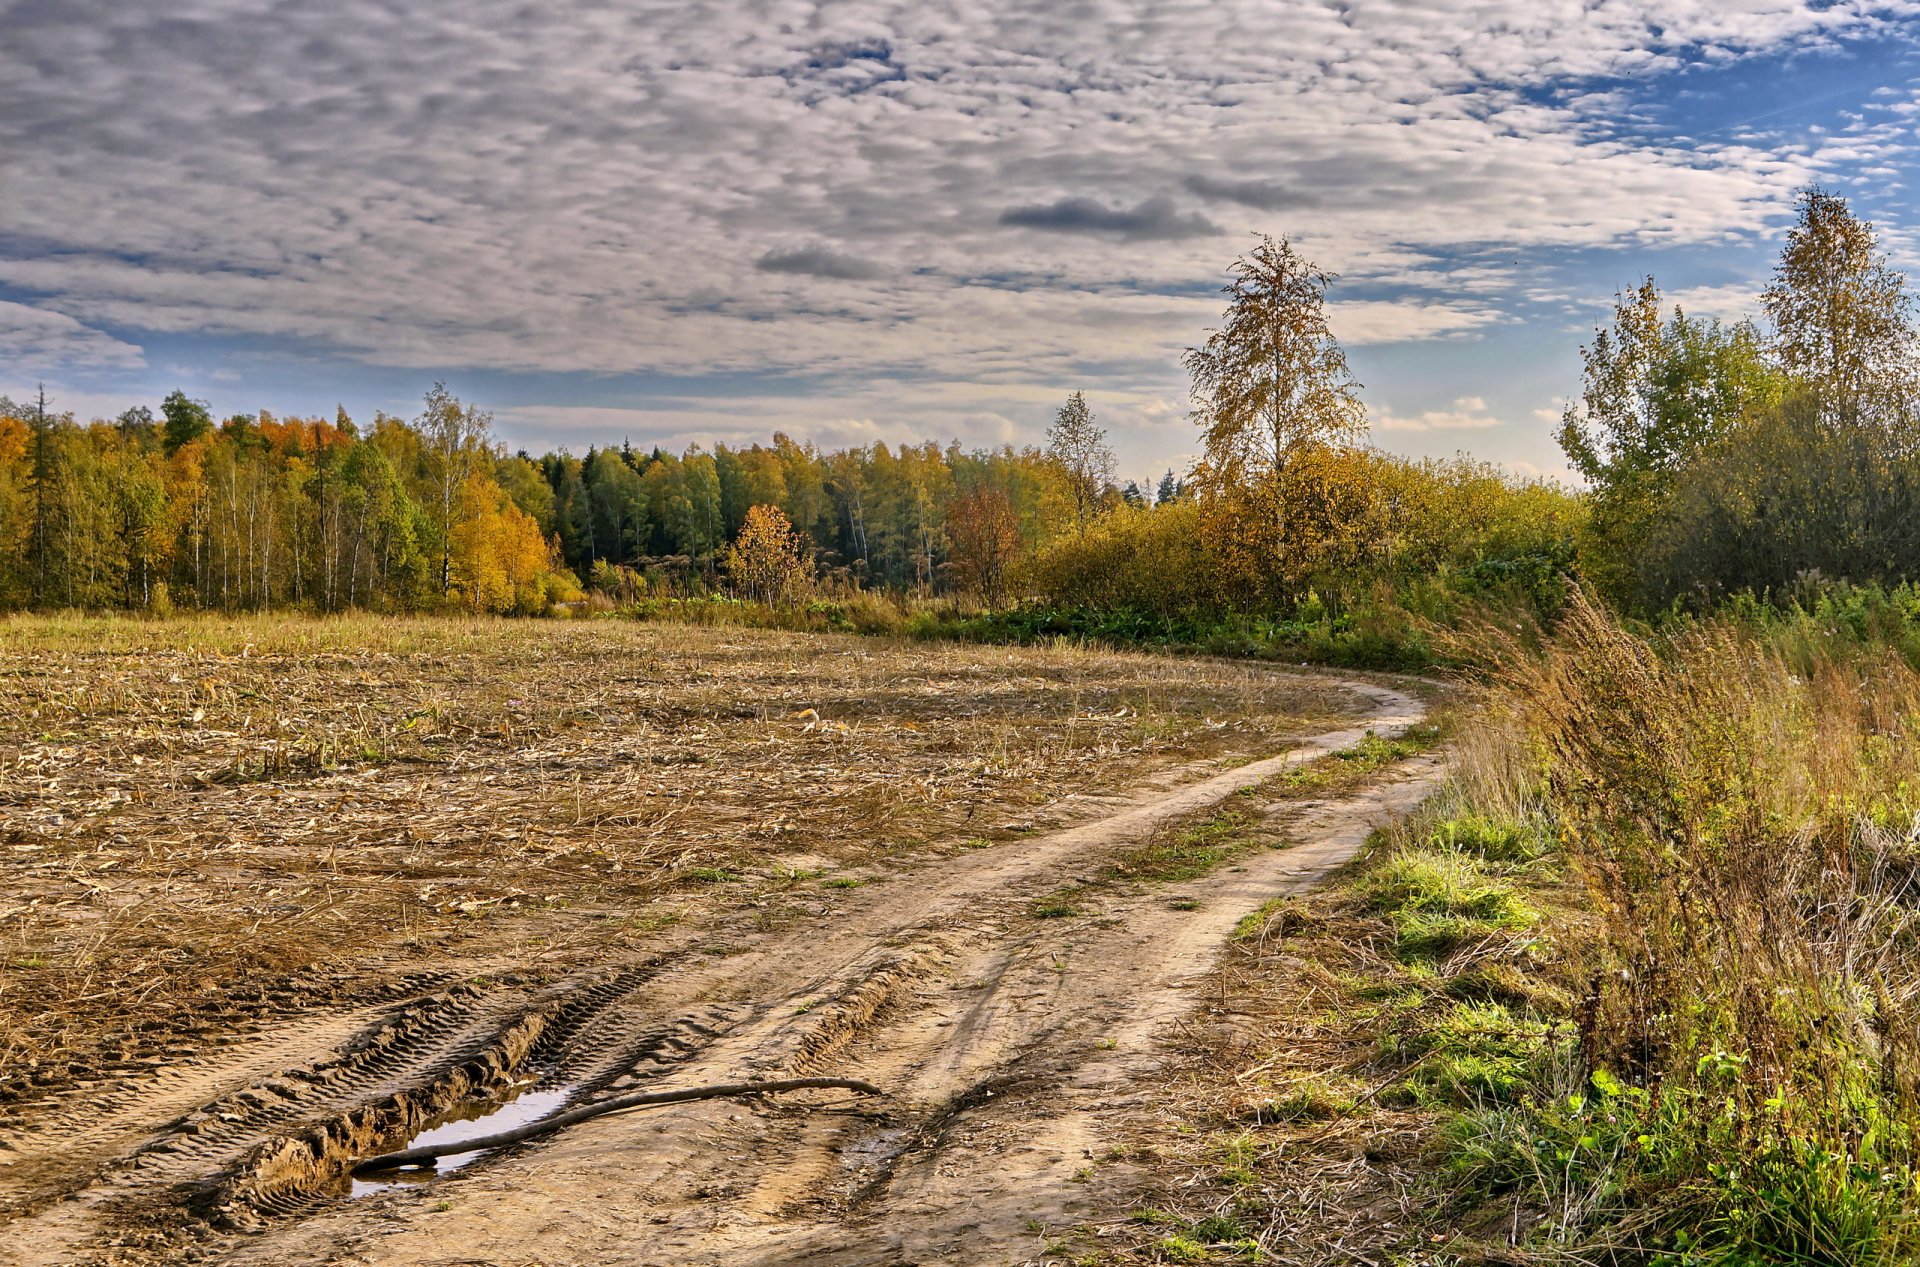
[5,2,1920,487]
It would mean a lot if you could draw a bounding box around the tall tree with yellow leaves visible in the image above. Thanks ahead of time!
[1184,236,1369,602]
[1763,188,1916,428]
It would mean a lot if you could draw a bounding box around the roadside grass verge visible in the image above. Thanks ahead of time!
[1107,593,1920,1265]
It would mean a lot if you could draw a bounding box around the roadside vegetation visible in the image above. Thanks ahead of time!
[1103,596,1920,1265]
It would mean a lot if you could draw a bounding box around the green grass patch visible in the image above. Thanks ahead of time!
[1032,885,1085,919]
[1276,726,1443,795]
[1111,808,1251,882]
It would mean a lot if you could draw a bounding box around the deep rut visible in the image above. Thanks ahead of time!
[0,676,1442,1267]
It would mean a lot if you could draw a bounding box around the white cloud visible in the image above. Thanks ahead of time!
[1664,283,1766,322]
[0,301,143,371]
[0,0,1911,392]
[1374,396,1506,432]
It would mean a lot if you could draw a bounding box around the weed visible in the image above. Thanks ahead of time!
[1032,886,1084,919]
[1112,809,1250,882]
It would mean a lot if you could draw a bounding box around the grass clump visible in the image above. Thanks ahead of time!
[1361,850,1536,962]
[1112,809,1251,882]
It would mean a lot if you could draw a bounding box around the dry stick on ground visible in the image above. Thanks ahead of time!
[351,1076,885,1173]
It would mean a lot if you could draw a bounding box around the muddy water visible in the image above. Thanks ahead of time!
[340,1083,575,1197]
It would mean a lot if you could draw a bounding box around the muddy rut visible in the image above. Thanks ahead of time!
[1,676,1442,1267]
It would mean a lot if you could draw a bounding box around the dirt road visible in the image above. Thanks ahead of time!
[1,675,1442,1267]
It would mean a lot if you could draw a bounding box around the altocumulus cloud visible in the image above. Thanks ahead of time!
[1,0,1917,464]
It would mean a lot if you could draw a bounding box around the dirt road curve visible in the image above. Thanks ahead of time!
[1,676,1442,1267]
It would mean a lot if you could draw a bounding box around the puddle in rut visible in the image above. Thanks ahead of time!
[340,1082,574,1198]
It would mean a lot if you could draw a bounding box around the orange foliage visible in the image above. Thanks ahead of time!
[0,416,27,467]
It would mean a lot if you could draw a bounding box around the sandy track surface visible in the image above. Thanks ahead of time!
[1,676,1441,1267]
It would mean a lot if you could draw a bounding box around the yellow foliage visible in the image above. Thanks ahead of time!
[449,472,567,614]
[1197,443,1381,605]
[723,503,808,605]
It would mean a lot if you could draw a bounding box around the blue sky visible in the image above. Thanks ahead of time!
[4,1,1920,485]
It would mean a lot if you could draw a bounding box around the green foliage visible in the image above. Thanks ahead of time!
[1641,397,1920,608]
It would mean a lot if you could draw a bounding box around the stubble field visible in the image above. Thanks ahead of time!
[0,614,1355,1104]
[0,613,1441,1266]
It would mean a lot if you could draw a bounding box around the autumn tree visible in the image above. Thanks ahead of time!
[944,484,1022,609]
[1045,391,1114,530]
[1763,188,1916,428]
[448,470,566,614]
[724,503,808,605]
[1185,236,1369,602]
[418,383,492,598]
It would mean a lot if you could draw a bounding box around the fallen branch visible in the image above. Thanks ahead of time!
[351,1076,883,1173]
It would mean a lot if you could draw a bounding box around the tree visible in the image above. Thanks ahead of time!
[1763,187,1915,427]
[584,447,649,562]
[945,484,1022,608]
[724,503,808,605]
[160,390,212,454]
[1045,392,1114,530]
[1559,279,1785,602]
[1186,235,1365,484]
[116,405,155,443]
[27,386,55,603]
[1155,469,1181,505]
[416,383,493,598]
[1184,237,1370,602]
[447,470,561,614]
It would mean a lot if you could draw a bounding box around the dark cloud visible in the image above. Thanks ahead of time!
[1184,175,1322,212]
[998,195,1223,241]
[755,246,889,280]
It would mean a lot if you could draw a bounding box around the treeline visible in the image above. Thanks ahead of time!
[0,384,1572,627]
[0,383,1111,615]
[6,186,1906,635]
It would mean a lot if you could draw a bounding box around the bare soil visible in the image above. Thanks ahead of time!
[0,615,1441,1266]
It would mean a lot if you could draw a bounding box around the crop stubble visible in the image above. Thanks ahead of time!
[0,614,1352,1106]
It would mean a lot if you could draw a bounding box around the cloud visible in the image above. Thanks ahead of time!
[1374,396,1506,431]
[0,300,143,371]
[1184,175,1321,211]
[998,195,1222,241]
[0,0,1913,398]
[1664,282,1765,322]
[1329,300,1501,344]
[755,246,889,281]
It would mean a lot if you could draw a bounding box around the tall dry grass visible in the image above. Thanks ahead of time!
[1463,590,1920,1260]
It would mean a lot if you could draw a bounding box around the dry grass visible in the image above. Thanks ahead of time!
[0,611,1355,1104]
[1099,597,1920,1265]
